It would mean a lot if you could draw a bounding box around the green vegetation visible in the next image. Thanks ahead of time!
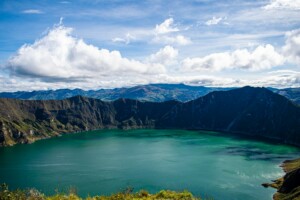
[0,184,210,200]
[2,87,300,148]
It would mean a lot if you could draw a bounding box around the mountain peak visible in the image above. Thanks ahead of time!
[0,84,299,104]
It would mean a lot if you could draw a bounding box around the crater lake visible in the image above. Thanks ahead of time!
[0,129,299,200]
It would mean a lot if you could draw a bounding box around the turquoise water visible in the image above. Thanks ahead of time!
[0,129,299,200]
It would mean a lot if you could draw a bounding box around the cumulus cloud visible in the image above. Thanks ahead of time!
[181,44,284,72]
[153,18,191,46]
[6,24,166,82]
[4,21,300,91]
[283,29,300,65]
[155,18,179,34]
[205,16,224,26]
[264,0,300,10]
[147,46,178,66]
[22,9,43,14]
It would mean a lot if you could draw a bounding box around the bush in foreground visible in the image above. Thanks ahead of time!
[0,184,212,200]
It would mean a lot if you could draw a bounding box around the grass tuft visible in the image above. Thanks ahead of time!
[0,183,212,200]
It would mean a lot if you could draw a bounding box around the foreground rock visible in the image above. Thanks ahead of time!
[1,86,300,147]
[263,158,300,200]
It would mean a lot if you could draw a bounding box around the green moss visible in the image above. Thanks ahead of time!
[0,184,210,200]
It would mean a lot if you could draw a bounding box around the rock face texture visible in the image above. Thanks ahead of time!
[0,86,300,147]
[263,158,300,200]
[157,86,300,145]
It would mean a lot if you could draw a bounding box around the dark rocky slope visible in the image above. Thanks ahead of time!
[157,86,300,146]
[1,86,300,147]
[263,158,300,200]
[0,97,178,146]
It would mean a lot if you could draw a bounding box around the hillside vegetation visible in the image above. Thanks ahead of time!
[1,87,300,147]
[0,184,206,200]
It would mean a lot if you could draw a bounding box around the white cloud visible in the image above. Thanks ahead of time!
[147,46,178,66]
[22,9,43,14]
[155,18,179,34]
[181,44,284,72]
[264,0,300,10]
[250,71,300,88]
[110,18,191,46]
[2,71,300,92]
[153,35,191,46]
[112,33,135,44]
[4,22,300,91]
[205,16,223,26]
[283,29,300,65]
[153,18,191,46]
[6,24,166,82]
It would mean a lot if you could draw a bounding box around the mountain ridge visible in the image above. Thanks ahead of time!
[1,86,300,147]
[0,84,299,105]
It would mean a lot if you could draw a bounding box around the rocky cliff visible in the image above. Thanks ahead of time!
[1,86,300,147]
[263,158,300,200]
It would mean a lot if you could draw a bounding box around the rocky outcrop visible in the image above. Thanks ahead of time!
[263,158,300,200]
[0,86,300,147]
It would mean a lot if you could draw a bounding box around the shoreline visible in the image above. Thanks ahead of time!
[262,158,300,200]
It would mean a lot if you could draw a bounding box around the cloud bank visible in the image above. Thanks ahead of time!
[3,21,300,91]
[264,0,300,10]
[181,44,284,72]
[7,24,166,82]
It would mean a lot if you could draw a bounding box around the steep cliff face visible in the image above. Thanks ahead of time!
[0,96,179,146]
[158,86,300,145]
[263,158,300,200]
[0,87,300,147]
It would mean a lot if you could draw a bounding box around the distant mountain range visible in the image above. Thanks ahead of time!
[0,84,230,102]
[1,86,300,147]
[0,84,299,105]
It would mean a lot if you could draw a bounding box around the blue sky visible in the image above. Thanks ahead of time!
[0,0,300,91]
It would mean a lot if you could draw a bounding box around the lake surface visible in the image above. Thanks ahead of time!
[0,129,299,200]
